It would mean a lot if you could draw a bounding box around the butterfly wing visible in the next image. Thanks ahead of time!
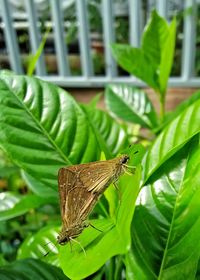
[69,158,120,193]
[58,157,123,229]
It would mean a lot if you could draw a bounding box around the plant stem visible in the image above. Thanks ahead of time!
[160,102,165,121]
[159,95,165,122]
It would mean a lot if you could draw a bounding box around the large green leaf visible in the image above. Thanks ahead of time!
[0,258,68,280]
[0,192,53,221]
[128,138,200,279]
[105,84,158,129]
[83,105,129,158]
[111,11,176,96]
[0,73,100,194]
[59,167,141,279]
[143,99,200,184]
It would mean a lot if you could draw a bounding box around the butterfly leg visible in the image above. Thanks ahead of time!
[70,238,86,256]
[113,181,122,203]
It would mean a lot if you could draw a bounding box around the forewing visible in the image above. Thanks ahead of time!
[58,168,76,224]
[58,166,99,228]
[58,157,121,228]
[69,159,119,193]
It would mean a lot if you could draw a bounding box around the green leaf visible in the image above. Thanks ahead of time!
[158,90,200,131]
[105,84,158,129]
[0,73,100,192]
[21,170,57,198]
[27,27,51,76]
[129,138,200,279]
[143,99,200,184]
[158,17,176,96]
[83,106,129,158]
[17,224,60,265]
[0,258,68,280]
[111,44,159,91]
[0,192,54,221]
[111,10,176,96]
[59,168,141,279]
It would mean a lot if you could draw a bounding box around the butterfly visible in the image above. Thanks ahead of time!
[57,154,132,245]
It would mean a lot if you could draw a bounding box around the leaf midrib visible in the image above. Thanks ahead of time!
[2,76,72,165]
[157,160,188,279]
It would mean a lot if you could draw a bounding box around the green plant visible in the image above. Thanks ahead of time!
[1,10,200,280]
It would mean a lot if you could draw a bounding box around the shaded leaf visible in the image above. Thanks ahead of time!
[0,258,68,280]
[105,84,158,129]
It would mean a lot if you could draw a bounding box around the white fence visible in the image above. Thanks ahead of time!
[0,0,198,87]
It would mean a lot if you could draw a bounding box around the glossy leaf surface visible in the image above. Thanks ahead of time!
[0,73,100,194]
[105,84,158,129]
[143,99,200,184]
[129,139,200,279]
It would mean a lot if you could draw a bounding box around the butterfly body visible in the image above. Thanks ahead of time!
[57,154,130,245]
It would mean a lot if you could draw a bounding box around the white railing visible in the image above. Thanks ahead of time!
[0,0,198,87]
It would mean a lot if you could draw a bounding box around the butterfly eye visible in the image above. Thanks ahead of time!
[121,155,129,164]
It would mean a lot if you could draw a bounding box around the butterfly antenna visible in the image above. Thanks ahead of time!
[89,223,103,233]
[70,238,86,257]
[43,240,57,257]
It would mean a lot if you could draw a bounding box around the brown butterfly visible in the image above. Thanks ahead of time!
[57,154,131,245]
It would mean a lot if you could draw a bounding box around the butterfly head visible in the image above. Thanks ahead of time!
[57,225,85,245]
[119,154,129,165]
[57,233,70,245]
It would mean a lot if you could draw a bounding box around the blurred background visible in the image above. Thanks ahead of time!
[0,0,199,110]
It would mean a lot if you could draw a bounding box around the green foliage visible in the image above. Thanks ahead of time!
[111,10,176,118]
[27,27,51,76]
[105,84,158,129]
[1,9,200,280]
[0,258,68,279]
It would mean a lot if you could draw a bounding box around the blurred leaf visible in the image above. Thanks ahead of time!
[143,99,200,184]
[111,11,176,96]
[0,258,68,280]
[83,106,129,158]
[105,84,158,129]
[0,73,101,194]
[59,168,141,279]
[0,192,54,221]
[27,27,51,76]
[0,254,8,266]
[129,138,200,279]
